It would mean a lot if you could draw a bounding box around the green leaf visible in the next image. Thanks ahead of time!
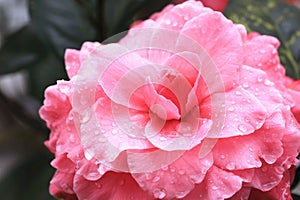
[29,0,97,58]
[0,25,46,75]
[225,0,300,79]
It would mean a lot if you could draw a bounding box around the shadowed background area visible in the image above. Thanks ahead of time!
[0,0,299,199]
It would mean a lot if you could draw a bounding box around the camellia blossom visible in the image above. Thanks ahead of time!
[40,1,300,199]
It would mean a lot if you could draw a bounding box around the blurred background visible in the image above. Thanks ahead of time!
[0,0,299,199]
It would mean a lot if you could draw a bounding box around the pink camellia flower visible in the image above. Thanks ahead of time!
[174,0,229,12]
[40,1,300,199]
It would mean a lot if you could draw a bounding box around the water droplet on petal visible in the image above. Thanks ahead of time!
[261,166,268,172]
[178,169,185,175]
[235,90,242,95]
[159,136,167,141]
[212,186,218,190]
[112,129,118,135]
[259,49,266,54]
[84,149,95,160]
[95,182,102,188]
[161,165,168,171]
[176,191,189,198]
[154,188,167,199]
[226,162,235,170]
[81,113,91,123]
[98,165,107,175]
[119,179,125,186]
[249,147,253,152]
[257,75,263,83]
[242,83,249,88]
[264,79,272,86]
[152,176,161,183]
[165,20,171,25]
[228,106,235,112]
[220,155,225,159]
[238,124,248,133]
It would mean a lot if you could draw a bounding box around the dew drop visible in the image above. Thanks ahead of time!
[264,79,272,86]
[178,169,185,175]
[98,165,107,175]
[212,186,218,190]
[95,182,102,188]
[220,155,225,159]
[226,162,235,170]
[275,166,284,174]
[261,166,268,172]
[159,136,167,141]
[154,188,167,199]
[152,176,161,183]
[235,90,242,95]
[228,106,235,112]
[238,124,248,133]
[259,49,266,54]
[161,165,168,171]
[119,179,125,186]
[165,20,171,25]
[81,113,91,123]
[249,147,253,152]
[257,75,264,83]
[112,129,118,135]
[176,191,189,198]
[80,96,88,106]
[145,173,152,180]
[84,150,95,161]
[242,83,249,88]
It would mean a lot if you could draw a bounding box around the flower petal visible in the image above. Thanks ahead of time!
[73,172,152,200]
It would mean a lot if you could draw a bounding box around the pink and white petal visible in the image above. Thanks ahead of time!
[181,11,243,92]
[154,1,209,31]
[131,148,213,199]
[65,42,100,79]
[145,113,211,151]
[51,153,75,173]
[79,96,154,165]
[162,52,199,85]
[238,65,284,115]
[50,171,75,197]
[184,166,243,200]
[75,159,103,181]
[73,172,152,200]
[243,34,286,83]
[143,81,180,120]
[250,161,286,192]
[249,171,293,200]
[213,110,286,171]
[275,108,300,169]
[201,86,267,138]
[39,84,72,128]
